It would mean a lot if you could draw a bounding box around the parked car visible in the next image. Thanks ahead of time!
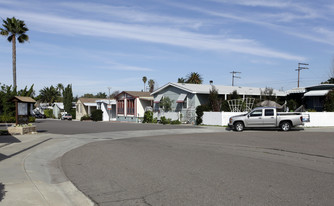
[61,113,72,120]
[34,113,46,119]
[228,107,308,131]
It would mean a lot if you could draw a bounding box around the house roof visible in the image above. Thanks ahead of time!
[12,96,36,103]
[151,82,287,96]
[116,91,153,100]
[78,98,109,103]
[305,84,334,91]
[304,90,330,97]
[53,102,64,109]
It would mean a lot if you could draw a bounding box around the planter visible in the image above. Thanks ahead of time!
[7,125,36,135]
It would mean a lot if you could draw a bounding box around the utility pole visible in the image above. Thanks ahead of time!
[296,63,309,88]
[230,71,241,86]
[108,87,112,122]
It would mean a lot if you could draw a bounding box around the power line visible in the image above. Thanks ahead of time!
[230,71,241,86]
[296,63,309,88]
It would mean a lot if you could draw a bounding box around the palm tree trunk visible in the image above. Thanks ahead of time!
[12,35,16,88]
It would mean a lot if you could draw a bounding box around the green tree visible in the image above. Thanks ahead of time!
[177,77,186,83]
[0,17,29,88]
[148,79,155,93]
[161,97,172,112]
[230,90,239,100]
[142,76,147,91]
[38,86,60,105]
[208,86,221,111]
[261,87,276,101]
[82,93,95,98]
[95,92,107,98]
[56,83,64,97]
[324,90,334,111]
[63,84,73,113]
[186,72,203,84]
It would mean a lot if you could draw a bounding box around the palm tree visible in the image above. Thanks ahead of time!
[186,72,203,84]
[39,86,60,105]
[0,17,29,88]
[148,79,155,93]
[142,76,147,91]
[56,83,64,96]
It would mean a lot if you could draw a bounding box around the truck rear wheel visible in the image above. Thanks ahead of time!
[234,122,244,132]
[280,121,291,131]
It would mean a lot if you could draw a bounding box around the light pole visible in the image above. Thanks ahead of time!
[108,87,112,122]
[296,63,309,88]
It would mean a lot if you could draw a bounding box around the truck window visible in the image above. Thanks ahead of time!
[265,109,274,116]
[250,110,262,117]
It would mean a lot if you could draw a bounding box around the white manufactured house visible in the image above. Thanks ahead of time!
[151,82,287,123]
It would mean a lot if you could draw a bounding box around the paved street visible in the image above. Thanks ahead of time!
[1,120,334,206]
[34,119,198,134]
[61,130,334,206]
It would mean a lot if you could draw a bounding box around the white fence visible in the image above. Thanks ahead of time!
[154,111,180,121]
[203,111,334,127]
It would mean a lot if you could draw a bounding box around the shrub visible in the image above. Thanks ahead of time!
[80,115,91,121]
[143,111,153,123]
[160,116,171,125]
[195,105,206,125]
[153,117,158,123]
[91,109,103,121]
[0,115,15,123]
[170,120,181,125]
[70,108,76,119]
[44,109,54,118]
[29,116,35,123]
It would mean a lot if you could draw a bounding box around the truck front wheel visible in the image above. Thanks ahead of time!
[280,121,291,131]
[234,122,244,132]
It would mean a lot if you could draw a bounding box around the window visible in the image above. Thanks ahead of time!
[117,100,124,114]
[127,99,135,115]
[250,110,262,117]
[265,109,274,116]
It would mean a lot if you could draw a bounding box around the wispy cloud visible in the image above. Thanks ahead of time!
[0,7,304,61]
[166,1,334,46]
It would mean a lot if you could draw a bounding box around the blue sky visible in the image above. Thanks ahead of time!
[1,0,334,96]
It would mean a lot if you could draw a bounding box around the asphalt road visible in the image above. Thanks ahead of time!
[61,131,334,206]
[34,119,199,134]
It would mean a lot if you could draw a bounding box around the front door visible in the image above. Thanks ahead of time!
[245,109,263,127]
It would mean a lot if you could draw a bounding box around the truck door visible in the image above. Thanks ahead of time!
[245,109,263,127]
[262,108,276,127]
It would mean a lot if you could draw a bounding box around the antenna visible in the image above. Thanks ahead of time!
[296,63,309,88]
[230,71,241,86]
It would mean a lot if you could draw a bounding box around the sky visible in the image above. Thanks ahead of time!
[0,0,334,96]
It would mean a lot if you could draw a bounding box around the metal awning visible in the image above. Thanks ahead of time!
[176,94,187,103]
[154,94,163,103]
[83,103,97,106]
[304,90,330,97]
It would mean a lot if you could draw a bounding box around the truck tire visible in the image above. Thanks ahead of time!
[280,121,291,131]
[234,122,244,132]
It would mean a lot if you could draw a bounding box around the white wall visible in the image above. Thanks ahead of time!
[203,112,246,126]
[303,112,334,127]
[154,111,180,121]
[203,111,334,127]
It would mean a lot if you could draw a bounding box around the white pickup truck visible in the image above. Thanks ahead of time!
[228,107,308,131]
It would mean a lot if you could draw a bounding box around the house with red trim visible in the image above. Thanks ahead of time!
[115,91,153,122]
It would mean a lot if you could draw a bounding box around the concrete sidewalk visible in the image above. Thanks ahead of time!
[0,126,333,205]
